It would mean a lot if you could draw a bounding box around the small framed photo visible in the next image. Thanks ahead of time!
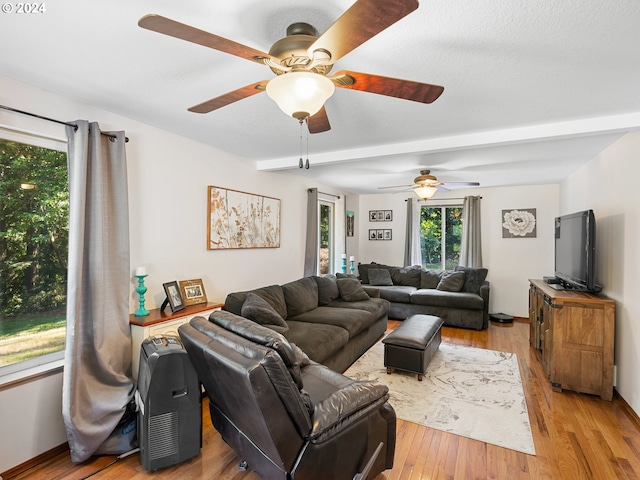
[179,279,208,306]
[384,210,393,221]
[376,211,385,221]
[369,229,377,240]
[383,229,392,240]
[376,229,384,239]
[369,210,378,222]
[162,281,185,312]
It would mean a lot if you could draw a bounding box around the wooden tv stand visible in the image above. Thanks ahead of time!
[528,279,615,401]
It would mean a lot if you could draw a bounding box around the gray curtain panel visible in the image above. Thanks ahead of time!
[460,195,483,267]
[404,198,422,267]
[303,188,319,276]
[62,121,134,463]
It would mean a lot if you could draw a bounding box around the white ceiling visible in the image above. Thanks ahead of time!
[1,0,639,194]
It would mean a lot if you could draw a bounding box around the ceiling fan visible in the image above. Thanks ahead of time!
[379,169,480,199]
[138,0,444,134]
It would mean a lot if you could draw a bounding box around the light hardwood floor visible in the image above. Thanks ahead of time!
[9,319,640,480]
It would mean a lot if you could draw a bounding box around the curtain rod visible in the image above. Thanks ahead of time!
[0,104,129,142]
[309,188,341,199]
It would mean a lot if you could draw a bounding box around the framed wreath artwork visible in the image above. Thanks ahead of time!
[502,208,537,238]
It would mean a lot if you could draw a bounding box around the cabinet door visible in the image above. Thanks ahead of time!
[555,303,606,394]
[541,296,554,377]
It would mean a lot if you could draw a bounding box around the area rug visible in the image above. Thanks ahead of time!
[344,341,536,455]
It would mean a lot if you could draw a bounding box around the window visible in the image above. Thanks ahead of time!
[420,205,463,270]
[0,137,68,375]
[318,201,334,275]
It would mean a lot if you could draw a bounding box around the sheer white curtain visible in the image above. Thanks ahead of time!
[62,121,134,462]
[404,197,422,266]
[459,195,483,267]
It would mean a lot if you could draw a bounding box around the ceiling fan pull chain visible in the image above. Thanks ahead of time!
[305,129,310,169]
[299,119,304,168]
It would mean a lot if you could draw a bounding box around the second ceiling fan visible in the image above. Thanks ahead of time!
[138,0,444,133]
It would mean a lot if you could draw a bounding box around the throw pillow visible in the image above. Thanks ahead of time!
[368,268,393,286]
[420,269,442,289]
[241,292,288,328]
[336,278,370,302]
[436,270,466,292]
[281,277,318,317]
[390,265,422,287]
[313,275,340,305]
[455,266,489,294]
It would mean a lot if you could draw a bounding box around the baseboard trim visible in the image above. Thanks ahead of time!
[615,389,640,427]
[1,442,68,479]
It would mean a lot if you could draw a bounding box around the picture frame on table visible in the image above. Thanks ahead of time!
[162,281,185,312]
[179,278,208,306]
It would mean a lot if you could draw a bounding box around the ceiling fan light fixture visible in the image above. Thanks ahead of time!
[266,71,335,120]
[414,184,438,200]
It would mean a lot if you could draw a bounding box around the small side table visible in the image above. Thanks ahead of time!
[130,302,223,380]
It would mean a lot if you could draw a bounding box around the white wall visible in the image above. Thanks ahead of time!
[0,75,345,472]
[358,184,559,317]
[560,131,640,417]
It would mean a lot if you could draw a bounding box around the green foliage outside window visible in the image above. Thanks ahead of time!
[0,139,68,368]
[420,206,462,270]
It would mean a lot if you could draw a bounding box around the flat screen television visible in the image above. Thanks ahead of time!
[553,209,600,292]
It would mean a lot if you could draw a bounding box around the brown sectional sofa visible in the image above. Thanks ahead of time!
[223,275,389,372]
[357,263,490,330]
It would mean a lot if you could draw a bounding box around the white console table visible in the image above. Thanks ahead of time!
[130,302,223,380]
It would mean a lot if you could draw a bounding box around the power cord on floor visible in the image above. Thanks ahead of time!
[78,448,140,480]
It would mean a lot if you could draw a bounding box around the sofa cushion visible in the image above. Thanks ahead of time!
[390,265,422,288]
[455,266,489,294]
[420,269,442,289]
[368,268,393,286]
[337,278,370,302]
[289,306,373,338]
[375,285,417,303]
[410,289,485,309]
[436,270,466,292]
[327,297,389,321]
[313,275,340,306]
[225,284,288,320]
[285,321,350,364]
[241,292,289,329]
[282,277,319,317]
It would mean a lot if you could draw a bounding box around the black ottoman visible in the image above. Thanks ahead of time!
[382,314,444,381]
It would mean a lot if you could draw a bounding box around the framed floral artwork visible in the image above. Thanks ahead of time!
[207,186,281,250]
[502,208,537,238]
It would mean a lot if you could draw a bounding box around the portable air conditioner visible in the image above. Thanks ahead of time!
[136,334,201,471]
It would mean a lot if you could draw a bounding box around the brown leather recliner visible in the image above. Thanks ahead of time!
[178,311,396,480]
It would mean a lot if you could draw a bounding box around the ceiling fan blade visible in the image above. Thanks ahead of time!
[436,185,450,192]
[378,184,416,189]
[306,106,331,134]
[138,14,270,64]
[188,81,268,113]
[332,70,444,104]
[442,181,481,186]
[308,0,418,64]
